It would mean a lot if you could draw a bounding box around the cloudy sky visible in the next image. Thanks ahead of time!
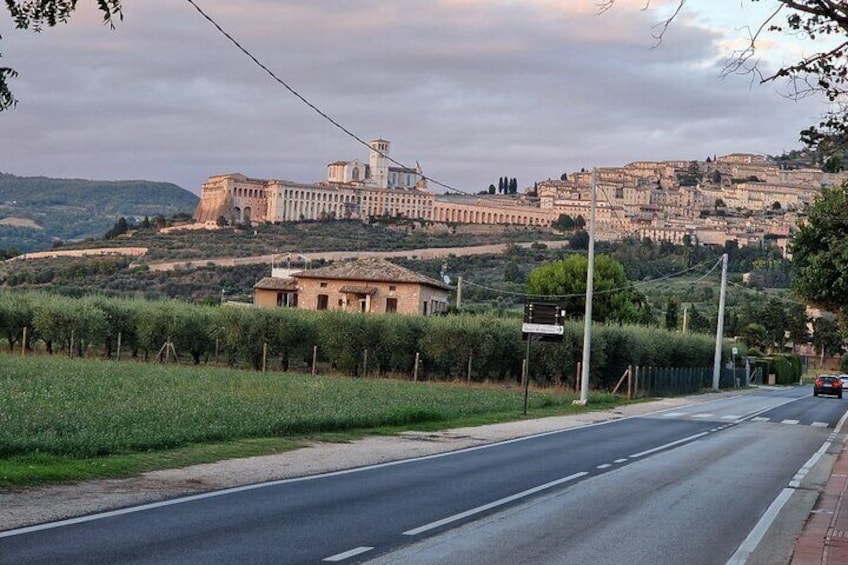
[0,0,828,195]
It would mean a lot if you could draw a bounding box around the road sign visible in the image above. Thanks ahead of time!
[522,301,566,342]
[521,323,564,335]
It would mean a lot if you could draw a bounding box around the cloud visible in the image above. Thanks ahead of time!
[0,0,828,194]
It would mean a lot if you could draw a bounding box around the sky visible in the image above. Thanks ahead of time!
[0,0,829,196]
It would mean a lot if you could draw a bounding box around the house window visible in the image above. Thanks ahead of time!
[386,298,398,313]
[277,292,298,307]
[389,285,397,292]
[320,282,328,288]
[317,295,329,310]
[338,299,344,307]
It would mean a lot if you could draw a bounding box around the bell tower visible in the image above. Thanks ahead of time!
[369,139,390,189]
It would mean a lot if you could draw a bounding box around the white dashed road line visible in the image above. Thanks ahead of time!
[403,472,588,536]
[323,546,374,562]
[629,432,710,459]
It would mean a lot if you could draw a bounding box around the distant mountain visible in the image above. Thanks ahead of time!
[0,172,199,253]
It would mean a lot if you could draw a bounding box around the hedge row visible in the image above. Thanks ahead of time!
[0,291,728,390]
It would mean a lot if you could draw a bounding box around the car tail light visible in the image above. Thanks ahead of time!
[816,378,823,386]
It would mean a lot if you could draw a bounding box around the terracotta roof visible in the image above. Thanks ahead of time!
[339,285,378,295]
[293,258,450,290]
[254,277,298,291]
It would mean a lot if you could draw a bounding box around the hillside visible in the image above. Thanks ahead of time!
[0,172,199,252]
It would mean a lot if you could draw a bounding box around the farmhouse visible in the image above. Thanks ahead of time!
[254,258,450,316]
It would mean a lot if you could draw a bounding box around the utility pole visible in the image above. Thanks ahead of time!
[576,168,598,405]
[456,276,463,309]
[712,253,728,391]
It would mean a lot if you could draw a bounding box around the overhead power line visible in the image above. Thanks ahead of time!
[184,0,471,195]
[460,257,721,300]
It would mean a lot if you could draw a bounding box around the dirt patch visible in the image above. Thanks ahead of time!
[0,217,42,229]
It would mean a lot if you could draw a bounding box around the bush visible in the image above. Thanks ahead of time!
[0,290,727,386]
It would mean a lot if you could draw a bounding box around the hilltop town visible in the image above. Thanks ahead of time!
[193,141,846,255]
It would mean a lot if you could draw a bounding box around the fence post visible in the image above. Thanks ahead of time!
[69,329,75,359]
[414,352,420,382]
[312,345,318,376]
[262,342,268,373]
[627,364,633,400]
[21,327,27,357]
[633,365,642,396]
[116,331,122,361]
[467,351,473,383]
[363,348,368,378]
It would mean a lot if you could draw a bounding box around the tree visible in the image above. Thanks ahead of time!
[791,183,848,315]
[574,215,586,230]
[568,229,589,250]
[740,323,768,351]
[488,184,496,195]
[599,1,848,153]
[665,297,679,331]
[503,261,523,284]
[711,170,722,184]
[812,315,843,362]
[825,155,845,173]
[761,298,788,352]
[552,213,575,231]
[526,254,651,324]
[103,216,129,239]
[687,304,712,334]
[2,1,123,110]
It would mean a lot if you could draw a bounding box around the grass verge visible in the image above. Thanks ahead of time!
[1,355,632,487]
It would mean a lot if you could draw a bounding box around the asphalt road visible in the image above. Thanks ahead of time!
[1,386,844,565]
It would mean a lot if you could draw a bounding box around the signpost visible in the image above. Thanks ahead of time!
[522,302,566,414]
[522,302,566,341]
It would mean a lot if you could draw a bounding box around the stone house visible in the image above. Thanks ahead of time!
[254,258,450,316]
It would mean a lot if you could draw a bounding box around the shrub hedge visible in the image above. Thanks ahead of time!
[0,291,728,389]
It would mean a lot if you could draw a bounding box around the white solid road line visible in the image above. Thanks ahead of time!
[726,488,794,565]
[403,472,587,536]
[727,397,848,564]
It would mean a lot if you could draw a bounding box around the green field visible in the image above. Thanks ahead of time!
[0,355,623,486]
